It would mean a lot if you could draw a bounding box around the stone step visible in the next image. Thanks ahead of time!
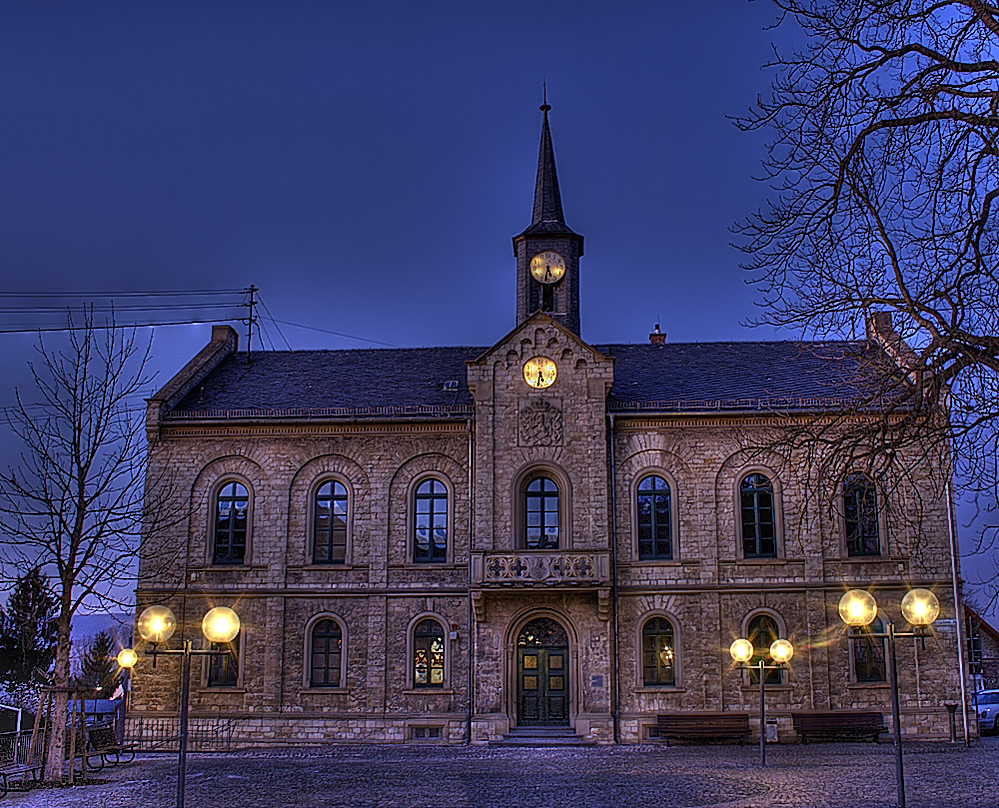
[492,727,596,747]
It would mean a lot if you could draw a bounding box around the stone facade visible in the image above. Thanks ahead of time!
[131,108,970,746]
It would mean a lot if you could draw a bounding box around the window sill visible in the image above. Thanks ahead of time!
[740,685,790,693]
[848,682,889,689]
[393,563,460,570]
[296,564,358,571]
[630,559,682,566]
[840,555,885,563]
[736,558,786,565]
[402,688,454,696]
[299,687,350,695]
[633,686,687,694]
[197,687,246,694]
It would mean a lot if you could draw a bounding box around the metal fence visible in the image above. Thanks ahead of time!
[0,731,38,766]
[126,717,236,752]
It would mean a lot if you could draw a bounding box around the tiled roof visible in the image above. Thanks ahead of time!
[167,340,880,420]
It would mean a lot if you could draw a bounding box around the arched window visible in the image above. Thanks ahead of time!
[746,614,781,685]
[207,632,239,687]
[309,619,343,687]
[313,480,348,564]
[637,475,673,560]
[844,473,880,557]
[525,476,560,550]
[412,619,445,688]
[213,481,248,565]
[851,617,887,683]
[414,479,448,563]
[641,617,676,686]
[740,473,777,558]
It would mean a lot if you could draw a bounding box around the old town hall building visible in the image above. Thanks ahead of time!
[132,105,967,744]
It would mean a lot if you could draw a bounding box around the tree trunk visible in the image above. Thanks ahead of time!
[43,615,72,783]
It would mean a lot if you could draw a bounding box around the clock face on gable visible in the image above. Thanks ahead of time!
[530,251,566,285]
[523,356,557,389]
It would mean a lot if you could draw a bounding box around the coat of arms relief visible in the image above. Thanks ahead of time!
[519,399,563,446]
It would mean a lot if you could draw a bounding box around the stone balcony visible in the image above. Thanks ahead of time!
[470,550,610,588]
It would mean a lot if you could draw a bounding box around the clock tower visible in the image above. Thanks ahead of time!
[513,103,584,336]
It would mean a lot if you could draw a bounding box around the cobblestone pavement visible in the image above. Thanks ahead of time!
[5,736,998,808]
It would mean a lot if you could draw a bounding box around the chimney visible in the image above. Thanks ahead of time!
[865,311,893,343]
[649,322,666,346]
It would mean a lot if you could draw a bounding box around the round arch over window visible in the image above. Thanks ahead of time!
[313,479,349,564]
[525,476,560,550]
[636,475,673,560]
[309,617,344,687]
[213,480,249,565]
[739,472,777,558]
[412,618,446,688]
[641,616,676,686]
[413,478,448,563]
[746,612,782,685]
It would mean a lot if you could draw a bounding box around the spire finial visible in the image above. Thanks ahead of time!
[540,80,550,114]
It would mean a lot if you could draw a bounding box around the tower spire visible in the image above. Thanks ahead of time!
[532,96,565,226]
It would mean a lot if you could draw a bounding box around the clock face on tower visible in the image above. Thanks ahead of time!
[530,251,566,285]
[523,356,557,389]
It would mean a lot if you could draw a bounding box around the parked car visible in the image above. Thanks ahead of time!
[977,690,999,735]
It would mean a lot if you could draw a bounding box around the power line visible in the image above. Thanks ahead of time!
[267,317,397,348]
[0,317,242,335]
[259,296,292,350]
[0,289,243,298]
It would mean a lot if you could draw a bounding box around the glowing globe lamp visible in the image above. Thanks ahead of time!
[117,648,138,669]
[729,638,754,664]
[770,639,794,664]
[838,590,878,627]
[202,606,240,644]
[137,605,177,644]
[901,589,940,627]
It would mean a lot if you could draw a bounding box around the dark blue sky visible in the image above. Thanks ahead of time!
[0,1,790,354]
[0,2,990,600]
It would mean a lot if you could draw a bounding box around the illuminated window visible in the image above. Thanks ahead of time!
[414,479,447,563]
[851,617,887,683]
[413,619,445,688]
[746,614,781,685]
[213,481,248,564]
[207,633,239,687]
[525,477,559,550]
[740,473,777,558]
[637,475,673,560]
[641,617,675,686]
[313,480,348,564]
[844,473,880,556]
[309,619,343,687]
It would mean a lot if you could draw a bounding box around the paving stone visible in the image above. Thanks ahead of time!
[6,737,996,808]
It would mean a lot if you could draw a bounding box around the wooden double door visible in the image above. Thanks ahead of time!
[516,618,569,727]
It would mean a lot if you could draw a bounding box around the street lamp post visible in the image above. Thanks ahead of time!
[118,604,240,808]
[838,588,940,808]
[730,637,794,767]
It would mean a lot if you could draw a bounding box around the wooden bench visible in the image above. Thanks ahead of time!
[656,712,752,746]
[791,710,885,743]
[0,762,43,799]
[87,723,135,768]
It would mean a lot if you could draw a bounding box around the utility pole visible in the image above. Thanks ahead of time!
[244,284,258,355]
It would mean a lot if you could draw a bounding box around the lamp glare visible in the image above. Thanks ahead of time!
[137,605,177,644]
[202,606,240,644]
[838,590,878,627]
[901,589,940,626]
[770,639,794,664]
[729,638,754,664]
[117,648,138,669]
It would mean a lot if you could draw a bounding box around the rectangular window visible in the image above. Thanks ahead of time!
[207,635,239,687]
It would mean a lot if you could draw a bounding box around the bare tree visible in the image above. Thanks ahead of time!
[0,312,174,782]
[733,1,999,587]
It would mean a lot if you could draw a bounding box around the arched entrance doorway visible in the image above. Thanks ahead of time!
[516,617,569,727]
